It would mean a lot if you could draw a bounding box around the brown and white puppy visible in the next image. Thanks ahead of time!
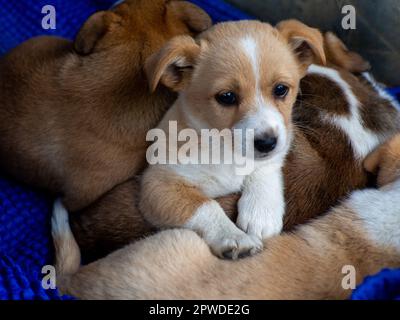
[52,134,400,300]
[0,0,211,212]
[283,31,400,227]
[70,30,399,261]
[139,20,325,258]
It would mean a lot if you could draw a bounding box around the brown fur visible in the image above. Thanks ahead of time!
[0,0,211,212]
[71,31,399,261]
[53,135,400,299]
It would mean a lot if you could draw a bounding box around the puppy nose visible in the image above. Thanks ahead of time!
[254,136,278,154]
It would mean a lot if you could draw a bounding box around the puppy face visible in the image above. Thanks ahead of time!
[147,20,325,160]
[74,0,212,58]
[364,135,400,187]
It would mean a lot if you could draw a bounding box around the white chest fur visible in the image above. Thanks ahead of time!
[168,162,247,198]
[349,180,400,251]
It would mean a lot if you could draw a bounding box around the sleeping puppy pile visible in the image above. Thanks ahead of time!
[0,0,399,299]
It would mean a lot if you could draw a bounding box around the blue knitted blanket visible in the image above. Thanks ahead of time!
[0,0,399,300]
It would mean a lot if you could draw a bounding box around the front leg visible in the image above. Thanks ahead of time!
[141,168,262,260]
[237,165,285,240]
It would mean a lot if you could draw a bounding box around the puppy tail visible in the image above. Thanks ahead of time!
[51,199,81,278]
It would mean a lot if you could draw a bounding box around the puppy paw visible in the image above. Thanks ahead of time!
[208,231,263,260]
[237,213,283,240]
[237,196,284,241]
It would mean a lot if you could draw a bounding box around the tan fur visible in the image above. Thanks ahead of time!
[277,19,326,75]
[71,32,399,261]
[365,135,400,186]
[141,167,209,227]
[0,0,211,212]
[53,135,400,299]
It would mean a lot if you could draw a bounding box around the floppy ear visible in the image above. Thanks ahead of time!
[167,1,212,34]
[74,11,119,55]
[277,20,326,75]
[324,32,371,73]
[145,35,200,92]
[364,146,383,174]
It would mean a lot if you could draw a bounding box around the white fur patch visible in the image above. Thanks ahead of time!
[240,37,259,82]
[362,72,400,110]
[308,65,381,160]
[349,180,400,251]
[51,199,72,239]
[237,166,285,240]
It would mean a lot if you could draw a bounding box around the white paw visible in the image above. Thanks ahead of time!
[207,228,263,260]
[237,197,284,241]
[185,201,263,260]
[237,212,283,240]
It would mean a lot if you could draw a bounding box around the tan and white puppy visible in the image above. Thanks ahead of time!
[52,134,400,300]
[70,31,399,261]
[139,20,325,259]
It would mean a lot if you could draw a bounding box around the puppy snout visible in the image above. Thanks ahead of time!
[254,135,278,154]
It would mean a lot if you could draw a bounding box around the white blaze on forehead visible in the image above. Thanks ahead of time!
[240,37,265,113]
[308,64,381,160]
[238,37,288,156]
[240,37,260,83]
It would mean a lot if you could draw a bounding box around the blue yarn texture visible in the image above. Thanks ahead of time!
[0,0,398,300]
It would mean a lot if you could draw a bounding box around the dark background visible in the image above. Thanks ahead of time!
[226,0,400,86]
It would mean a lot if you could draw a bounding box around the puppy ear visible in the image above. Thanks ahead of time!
[74,11,119,55]
[324,32,371,73]
[277,20,326,74]
[145,35,200,92]
[167,1,212,34]
[364,146,383,174]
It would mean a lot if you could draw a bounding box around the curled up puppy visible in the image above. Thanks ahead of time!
[139,20,326,259]
[0,0,211,212]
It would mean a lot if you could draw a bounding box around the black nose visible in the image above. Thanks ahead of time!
[254,136,278,154]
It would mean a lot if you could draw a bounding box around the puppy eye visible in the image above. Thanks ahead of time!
[273,84,289,99]
[215,92,238,106]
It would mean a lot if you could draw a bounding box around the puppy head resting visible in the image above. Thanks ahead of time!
[364,135,400,187]
[74,0,211,58]
[146,20,325,160]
